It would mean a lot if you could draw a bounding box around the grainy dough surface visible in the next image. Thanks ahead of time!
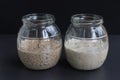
[18,39,62,70]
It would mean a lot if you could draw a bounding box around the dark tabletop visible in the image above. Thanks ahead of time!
[0,35,119,80]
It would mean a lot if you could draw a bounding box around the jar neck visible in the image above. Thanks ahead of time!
[71,14,103,26]
[22,13,55,25]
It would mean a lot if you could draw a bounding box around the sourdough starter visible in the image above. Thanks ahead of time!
[65,37,108,70]
[18,39,61,70]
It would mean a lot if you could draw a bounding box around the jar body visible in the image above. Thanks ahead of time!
[64,14,109,70]
[17,13,62,70]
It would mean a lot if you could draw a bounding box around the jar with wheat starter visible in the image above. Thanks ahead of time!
[64,14,109,70]
[17,13,62,70]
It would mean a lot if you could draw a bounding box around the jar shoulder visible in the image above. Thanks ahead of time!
[65,24,108,39]
[18,24,61,39]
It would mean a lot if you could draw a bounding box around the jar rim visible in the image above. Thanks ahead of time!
[22,13,55,24]
[71,14,103,24]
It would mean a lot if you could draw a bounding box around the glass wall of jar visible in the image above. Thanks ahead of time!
[64,14,109,70]
[17,13,62,70]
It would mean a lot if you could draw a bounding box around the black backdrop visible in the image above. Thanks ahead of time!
[0,0,120,35]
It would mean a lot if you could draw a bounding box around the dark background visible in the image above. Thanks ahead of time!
[0,0,120,35]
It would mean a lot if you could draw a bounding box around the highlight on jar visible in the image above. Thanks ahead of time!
[17,13,62,70]
[64,14,109,70]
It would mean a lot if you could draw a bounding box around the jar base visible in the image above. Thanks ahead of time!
[22,62,58,70]
[67,61,104,70]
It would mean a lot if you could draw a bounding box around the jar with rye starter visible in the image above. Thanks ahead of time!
[64,14,109,70]
[17,13,62,70]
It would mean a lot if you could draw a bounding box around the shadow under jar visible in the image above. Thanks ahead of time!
[64,14,109,70]
[17,13,62,70]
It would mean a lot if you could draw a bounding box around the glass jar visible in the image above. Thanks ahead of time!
[17,13,62,70]
[64,14,109,70]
